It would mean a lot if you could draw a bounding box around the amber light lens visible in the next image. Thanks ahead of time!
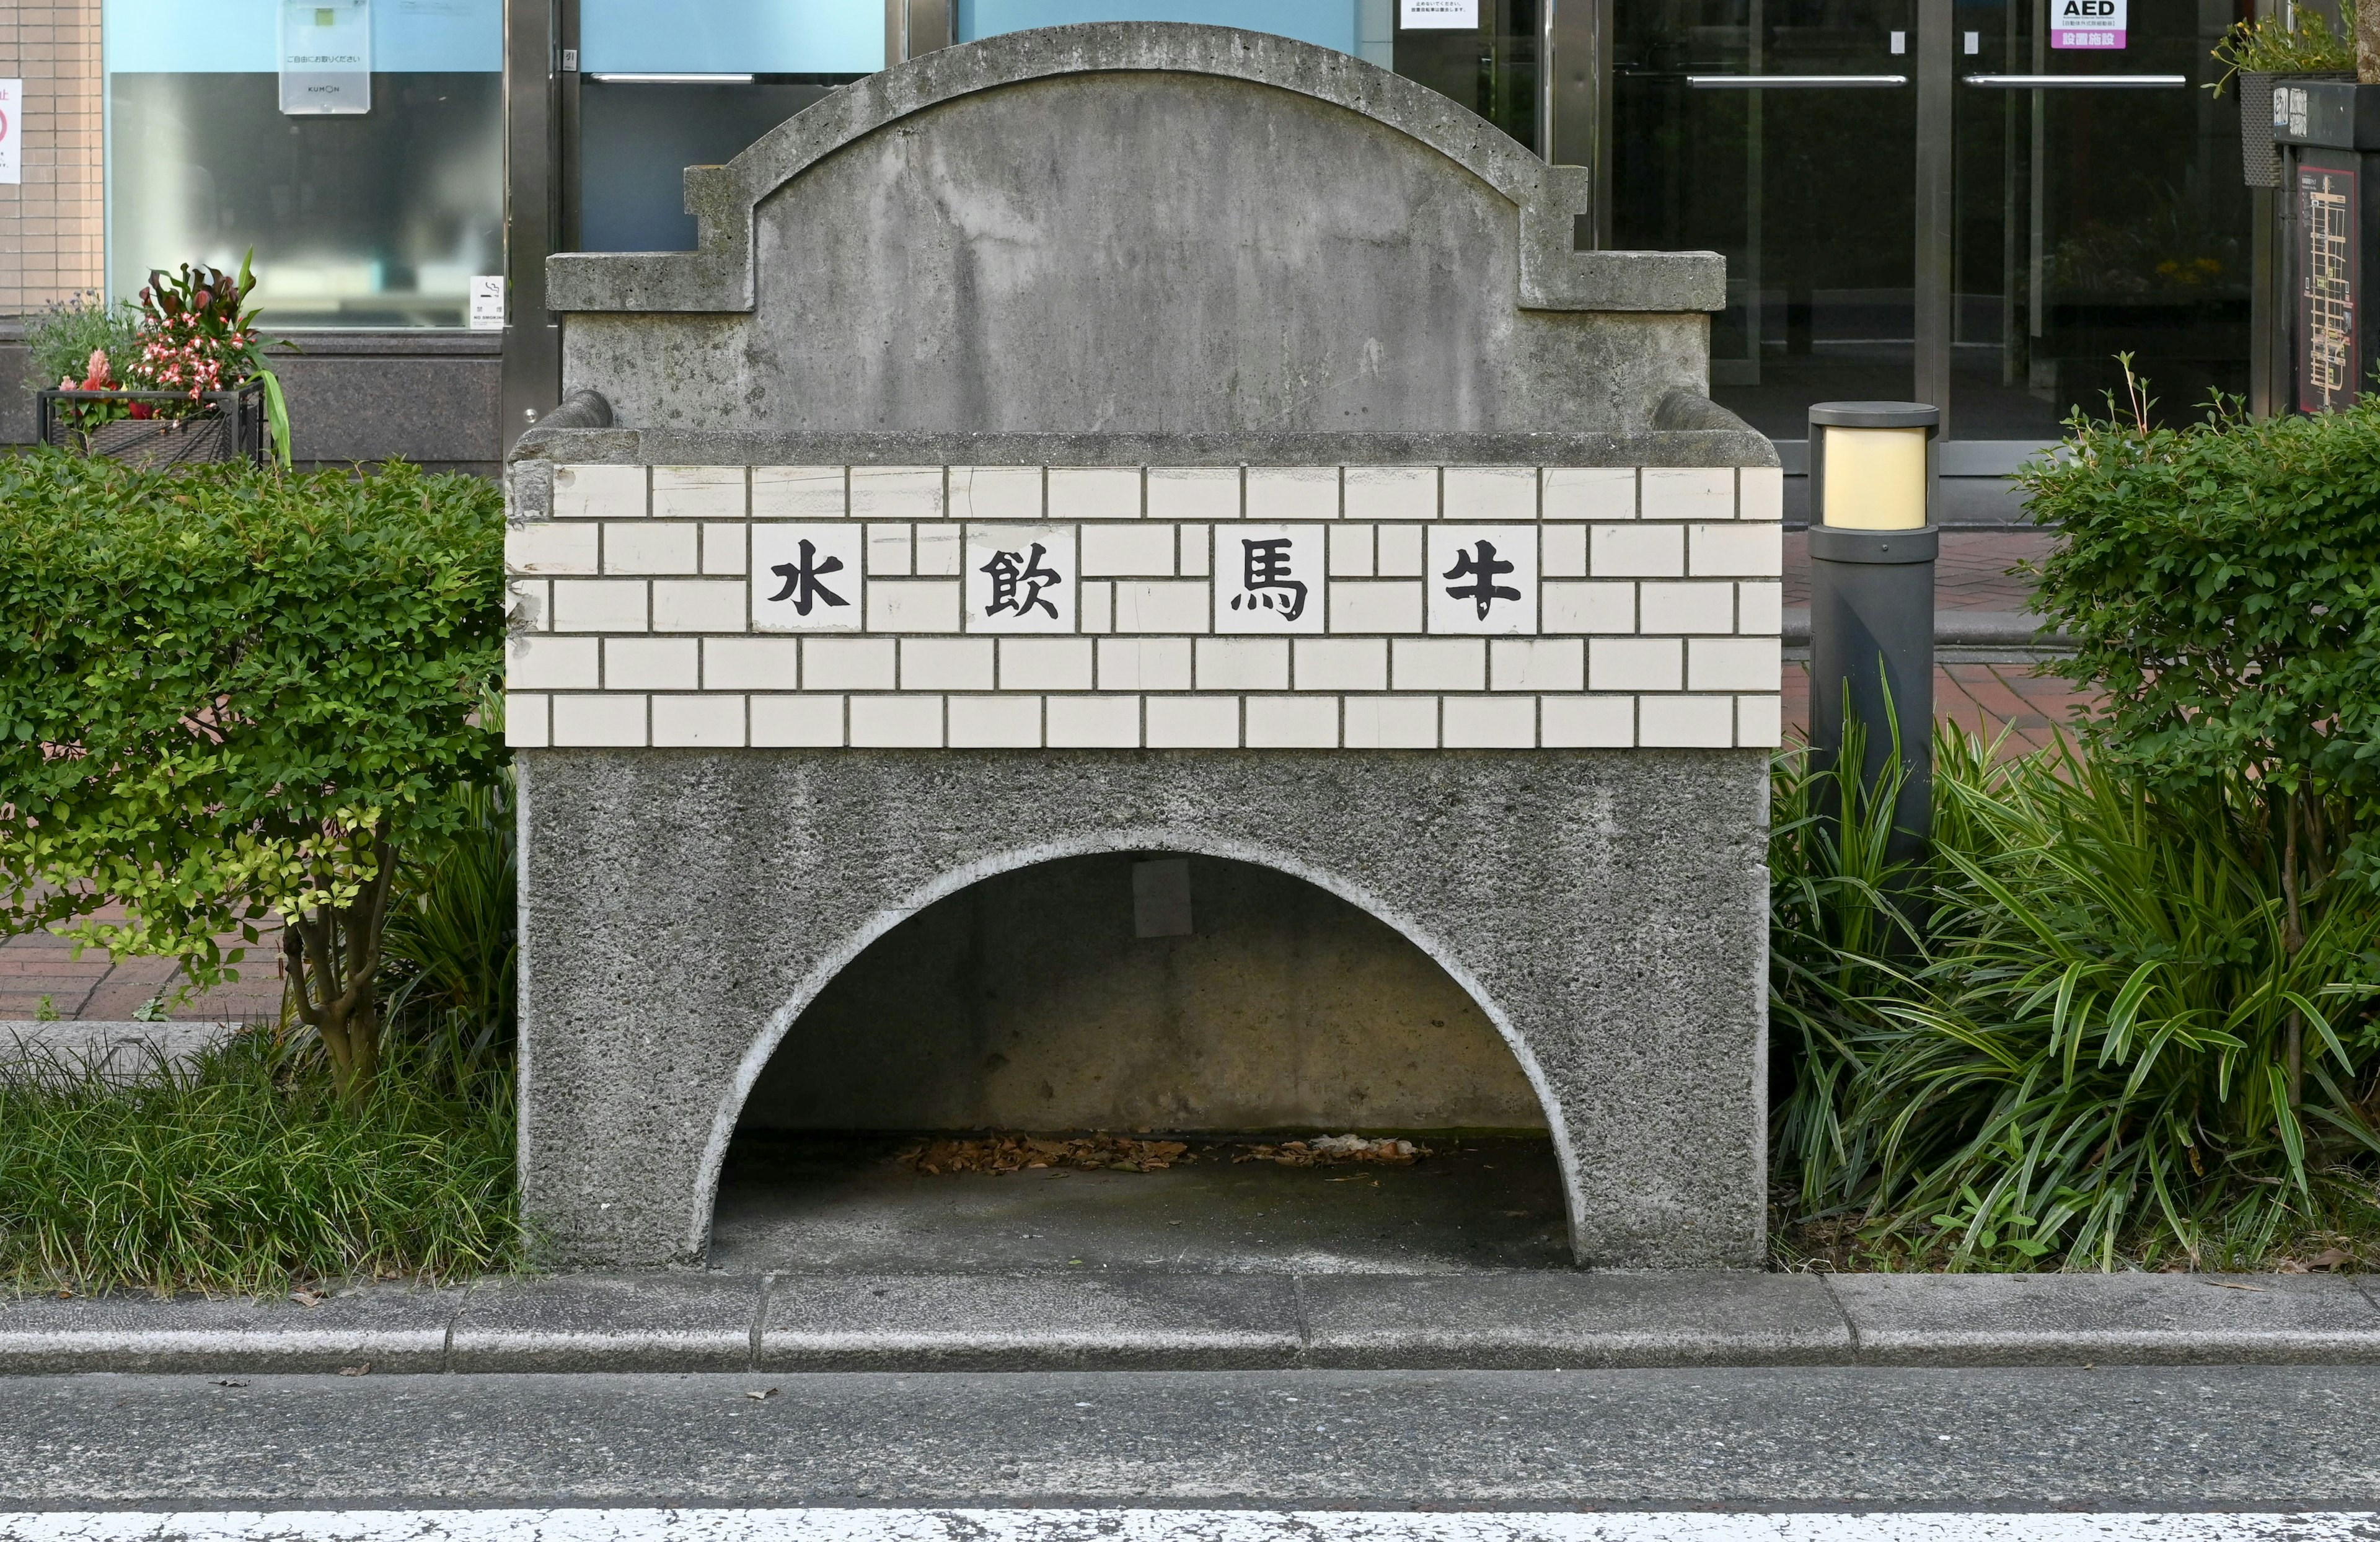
[1820,425,1929,531]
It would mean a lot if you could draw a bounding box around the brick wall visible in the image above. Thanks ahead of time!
[505,463,1787,752]
[0,0,105,317]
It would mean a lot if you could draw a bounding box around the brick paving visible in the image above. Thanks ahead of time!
[2,530,2092,1024]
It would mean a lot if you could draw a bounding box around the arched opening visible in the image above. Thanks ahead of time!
[707,852,1572,1272]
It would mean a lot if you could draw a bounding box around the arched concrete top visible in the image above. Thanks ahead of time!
[686,826,1577,1263]
[545,22,1724,316]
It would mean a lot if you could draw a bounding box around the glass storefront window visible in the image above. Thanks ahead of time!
[104,0,503,329]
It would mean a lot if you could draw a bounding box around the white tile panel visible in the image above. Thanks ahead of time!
[1081,522,1177,576]
[507,635,599,691]
[1442,465,1536,521]
[1343,465,1437,521]
[651,693,745,747]
[751,465,845,518]
[947,465,1042,521]
[604,637,700,691]
[914,522,964,576]
[850,466,943,521]
[1738,581,1784,635]
[866,523,914,577]
[964,526,1078,633]
[507,522,599,575]
[1328,524,1375,578]
[803,637,899,691]
[1541,581,1636,633]
[1590,524,1686,578]
[1689,522,1784,578]
[1246,694,1339,747]
[1589,637,1683,692]
[1541,466,1634,520]
[507,578,550,632]
[1343,695,1438,749]
[1294,638,1387,692]
[1046,694,1142,747]
[751,524,865,632]
[1145,694,1240,747]
[1541,694,1636,747]
[1639,581,1737,635]
[604,522,699,576]
[703,637,801,691]
[651,465,746,519]
[1078,579,1114,633]
[1639,694,1735,747]
[1393,638,1486,691]
[1741,465,1785,521]
[1246,466,1338,521]
[553,693,648,747]
[1541,522,1588,578]
[1147,467,1238,522]
[1098,637,1193,691]
[1113,580,1210,633]
[1214,524,1326,635]
[750,694,846,747]
[1641,467,1735,521]
[1427,526,1538,635]
[1442,695,1536,747]
[866,579,964,634]
[702,523,749,576]
[1196,637,1291,691]
[652,580,750,633]
[1687,636,1780,692]
[1739,693,1784,748]
[504,693,550,749]
[1047,467,1140,521]
[552,579,649,633]
[1000,638,1095,690]
[1328,579,1423,633]
[553,464,645,519]
[1178,522,1211,578]
[1490,638,1585,692]
[1374,524,1424,577]
[902,637,997,691]
[850,694,945,747]
[948,694,1043,747]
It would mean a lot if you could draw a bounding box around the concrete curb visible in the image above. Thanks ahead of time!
[6,1271,2379,1375]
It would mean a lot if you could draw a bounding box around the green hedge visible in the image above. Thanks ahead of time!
[0,451,506,1097]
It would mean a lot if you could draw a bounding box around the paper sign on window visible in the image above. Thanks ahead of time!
[1401,0,1481,29]
[281,0,372,115]
[0,81,19,187]
[2051,0,2125,50]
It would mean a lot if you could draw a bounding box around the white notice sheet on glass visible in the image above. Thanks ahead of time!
[1401,0,1480,26]
[0,81,19,185]
[280,0,372,115]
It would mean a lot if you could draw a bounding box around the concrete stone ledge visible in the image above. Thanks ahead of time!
[6,1271,2380,1375]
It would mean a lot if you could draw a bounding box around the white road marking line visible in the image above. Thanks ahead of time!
[1,1512,2376,1542]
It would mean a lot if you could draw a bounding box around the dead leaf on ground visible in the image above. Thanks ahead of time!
[213,1379,249,1388]
[1234,1134,1429,1167]
[338,1363,370,1377]
[901,1134,1192,1175]
[746,1388,780,1401]
[2307,1246,2354,1271]
[289,1289,323,1308]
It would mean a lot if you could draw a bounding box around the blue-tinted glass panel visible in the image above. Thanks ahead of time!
[580,0,885,74]
[958,0,1360,55]
[104,0,503,328]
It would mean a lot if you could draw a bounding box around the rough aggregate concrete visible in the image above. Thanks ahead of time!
[516,749,1771,1271]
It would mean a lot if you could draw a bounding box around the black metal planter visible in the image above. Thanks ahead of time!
[35,381,271,468]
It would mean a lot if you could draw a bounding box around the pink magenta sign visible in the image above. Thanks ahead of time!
[2052,0,2126,48]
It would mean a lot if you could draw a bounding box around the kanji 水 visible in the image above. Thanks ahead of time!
[767,539,848,615]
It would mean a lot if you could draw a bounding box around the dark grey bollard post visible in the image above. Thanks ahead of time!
[1807,401,1939,868]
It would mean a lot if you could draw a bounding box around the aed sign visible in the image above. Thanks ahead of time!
[0,80,19,187]
[1401,0,1481,28]
[2052,0,2125,49]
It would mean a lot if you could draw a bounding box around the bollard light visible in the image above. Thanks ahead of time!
[1807,402,1939,872]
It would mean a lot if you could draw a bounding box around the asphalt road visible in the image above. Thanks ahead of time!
[4,1366,2379,1512]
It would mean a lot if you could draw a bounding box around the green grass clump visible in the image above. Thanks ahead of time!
[1773,723,2380,1272]
[0,1026,521,1297]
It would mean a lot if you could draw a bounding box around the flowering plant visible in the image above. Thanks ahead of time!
[121,252,293,465]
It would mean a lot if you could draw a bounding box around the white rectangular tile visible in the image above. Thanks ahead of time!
[1393,637,1486,691]
[850,465,943,520]
[1541,522,1588,578]
[1214,524,1326,635]
[1442,465,1536,521]
[1541,466,1635,520]
[1589,636,1683,692]
[651,465,746,519]
[1343,694,1438,748]
[1639,694,1735,747]
[503,692,550,749]
[1295,637,1387,691]
[1046,694,1142,747]
[948,694,1044,748]
[1642,467,1735,521]
[1739,693,1784,748]
[1427,526,1538,635]
[506,635,599,691]
[1374,524,1424,577]
[507,578,551,633]
[1246,465,1338,521]
[551,579,648,633]
[1047,467,1140,521]
[1246,694,1338,747]
[866,579,964,633]
[1688,636,1780,692]
[553,464,645,519]
[604,637,700,691]
[1690,522,1784,578]
[751,524,865,632]
[1147,467,1239,522]
[751,465,846,518]
[704,636,801,691]
[866,522,915,577]
[652,579,749,633]
[1080,522,1177,577]
[1490,637,1584,692]
[1178,523,1210,578]
[1328,523,1375,578]
[1741,465,1784,521]
[651,692,745,747]
[1328,579,1423,633]
[1112,579,1210,633]
[552,693,646,747]
[1000,637,1095,691]
[1738,581,1784,635]
[507,522,600,576]
[1098,637,1192,691]
[1078,579,1114,633]
[1343,465,1437,521]
[604,521,699,576]
[1145,694,1240,747]
[701,522,748,576]
[1541,580,1636,634]
[902,637,997,691]
[1442,695,1536,747]
[1196,637,1291,691]
[948,465,1042,521]
[1590,524,1686,578]
[914,522,964,576]
[750,693,846,747]
[964,525,1078,633]
[1541,694,1636,747]
[1639,581,1737,635]
[849,694,944,747]
[803,637,899,691]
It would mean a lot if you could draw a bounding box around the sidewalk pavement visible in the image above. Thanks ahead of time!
[2,1269,2375,1375]
[0,900,281,1026]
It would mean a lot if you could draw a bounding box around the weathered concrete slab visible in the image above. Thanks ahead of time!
[1,1020,243,1082]
[1299,1271,1854,1368]
[0,1285,461,1375]
[1830,1272,2380,1365]
[446,1274,764,1372]
[759,1273,1303,1370]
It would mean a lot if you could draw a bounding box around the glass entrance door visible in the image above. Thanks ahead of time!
[1611,0,2248,454]
[1950,0,2248,441]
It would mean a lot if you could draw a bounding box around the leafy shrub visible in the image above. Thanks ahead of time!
[379,775,518,1093]
[0,451,507,1102]
[2208,9,2351,94]
[23,291,142,395]
[0,1027,520,1295]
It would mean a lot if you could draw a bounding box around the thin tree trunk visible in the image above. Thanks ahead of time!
[281,834,398,1104]
[2283,789,2305,1108]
